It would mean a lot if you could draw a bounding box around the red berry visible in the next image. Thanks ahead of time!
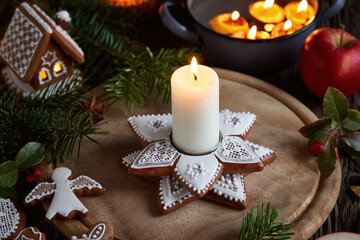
[309,141,324,155]
[26,174,36,183]
[33,169,41,177]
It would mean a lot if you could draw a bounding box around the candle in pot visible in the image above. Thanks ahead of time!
[171,57,219,154]
[245,25,270,40]
[284,0,315,25]
[209,11,249,35]
[271,20,302,37]
[249,0,285,24]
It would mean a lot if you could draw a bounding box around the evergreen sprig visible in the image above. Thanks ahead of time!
[235,203,294,240]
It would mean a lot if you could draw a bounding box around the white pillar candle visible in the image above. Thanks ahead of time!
[171,58,219,154]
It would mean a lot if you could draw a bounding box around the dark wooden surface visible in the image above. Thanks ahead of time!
[1,0,360,239]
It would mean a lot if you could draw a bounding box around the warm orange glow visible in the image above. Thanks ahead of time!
[284,20,292,31]
[263,0,274,9]
[306,16,315,25]
[191,57,198,80]
[297,0,308,12]
[264,24,275,32]
[231,11,240,21]
[53,62,62,73]
[247,25,257,40]
[40,70,47,81]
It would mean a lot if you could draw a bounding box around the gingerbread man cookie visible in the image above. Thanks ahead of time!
[70,222,114,240]
[14,227,46,240]
[24,167,106,221]
[0,198,26,240]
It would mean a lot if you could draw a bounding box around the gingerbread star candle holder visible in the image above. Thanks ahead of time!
[121,109,277,214]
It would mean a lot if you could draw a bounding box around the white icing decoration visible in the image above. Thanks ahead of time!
[147,119,167,133]
[215,136,261,164]
[122,150,141,167]
[55,10,71,22]
[159,176,193,211]
[32,5,84,57]
[41,50,57,67]
[21,3,53,34]
[24,167,104,220]
[0,8,44,78]
[174,154,222,195]
[245,140,274,159]
[211,174,246,203]
[0,198,20,239]
[219,109,256,136]
[128,114,172,143]
[131,140,179,169]
[14,227,43,240]
[2,67,34,97]
[71,223,106,240]
[185,162,208,180]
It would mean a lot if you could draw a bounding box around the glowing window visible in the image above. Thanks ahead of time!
[40,70,48,81]
[53,61,67,77]
[53,62,62,73]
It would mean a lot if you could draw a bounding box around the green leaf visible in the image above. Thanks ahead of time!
[0,187,17,200]
[0,161,18,188]
[15,142,46,169]
[341,132,360,152]
[323,87,348,122]
[343,109,360,131]
[299,118,331,138]
[318,137,337,178]
[341,139,360,158]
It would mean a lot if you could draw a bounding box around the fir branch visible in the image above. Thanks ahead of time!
[235,203,294,240]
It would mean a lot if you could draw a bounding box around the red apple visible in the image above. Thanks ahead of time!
[316,232,360,240]
[299,26,360,98]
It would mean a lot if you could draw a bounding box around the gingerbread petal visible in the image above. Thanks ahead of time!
[215,136,264,174]
[158,176,197,214]
[70,222,114,240]
[14,227,46,240]
[128,140,180,176]
[121,150,141,169]
[245,140,277,166]
[173,154,223,198]
[128,113,172,146]
[205,173,247,210]
[220,109,256,139]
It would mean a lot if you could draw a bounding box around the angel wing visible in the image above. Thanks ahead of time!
[24,182,56,206]
[70,175,105,193]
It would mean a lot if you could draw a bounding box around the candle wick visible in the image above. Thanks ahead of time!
[193,73,197,81]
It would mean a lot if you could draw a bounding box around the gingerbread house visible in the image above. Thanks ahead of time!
[0,2,85,97]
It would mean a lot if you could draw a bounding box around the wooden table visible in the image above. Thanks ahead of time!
[2,0,360,239]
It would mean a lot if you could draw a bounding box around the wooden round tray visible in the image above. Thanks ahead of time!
[39,68,341,240]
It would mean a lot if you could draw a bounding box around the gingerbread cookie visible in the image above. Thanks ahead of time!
[126,111,265,198]
[14,227,46,240]
[0,3,84,97]
[24,167,106,221]
[0,198,26,240]
[122,111,276,213]
[70,222,114,240]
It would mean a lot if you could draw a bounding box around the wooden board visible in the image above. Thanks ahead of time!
[38,68,341,240]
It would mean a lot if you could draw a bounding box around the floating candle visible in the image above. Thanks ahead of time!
[245,25,270,40]
[209,10,249,35]
[171,57,219,154]
[271,20,302,37]
[249,0,285,24]
[284,0,315,25]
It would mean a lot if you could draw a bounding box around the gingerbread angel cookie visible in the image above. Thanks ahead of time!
[70,222,114,240]
[0,198,26,240]
[24,167,106,221]
[14,227,46,240]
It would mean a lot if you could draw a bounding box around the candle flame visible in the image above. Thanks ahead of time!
[264,24,275,32]
[284,20,292,31]
[191,57,198,81]
[231,11,240,21]
[247,25,257,40]
[297,0,308,12]
[263,0,274,9]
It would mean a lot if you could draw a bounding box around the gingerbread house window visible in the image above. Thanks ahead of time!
[38,68,52,85]
[53,60,67,77]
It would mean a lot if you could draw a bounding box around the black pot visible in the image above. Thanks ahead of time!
[160,0,345,75]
